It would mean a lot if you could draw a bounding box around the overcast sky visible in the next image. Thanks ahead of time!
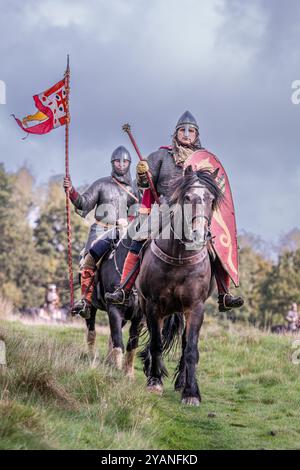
[0,0,299,242]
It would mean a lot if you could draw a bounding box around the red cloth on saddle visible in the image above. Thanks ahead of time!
[140,189,155,213]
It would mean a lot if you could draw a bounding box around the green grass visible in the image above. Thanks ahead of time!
[1,317,300,450]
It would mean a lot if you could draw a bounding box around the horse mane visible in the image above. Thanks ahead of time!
[167,166,224,210]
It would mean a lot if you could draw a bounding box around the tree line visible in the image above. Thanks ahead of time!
[0,163,299,328]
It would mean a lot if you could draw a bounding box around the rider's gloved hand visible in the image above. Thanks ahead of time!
[137,160,149,175]
[63,175,79,202]
[136,160,150,188]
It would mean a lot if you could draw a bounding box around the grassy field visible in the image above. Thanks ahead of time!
[0,316,300,450]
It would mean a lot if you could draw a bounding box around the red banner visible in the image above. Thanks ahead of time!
[13,79,67,135]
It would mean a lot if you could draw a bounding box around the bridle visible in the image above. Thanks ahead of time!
[111,232,132,277]
[169,213,211,248]
[169,184,212,248]
[151,185,213,266]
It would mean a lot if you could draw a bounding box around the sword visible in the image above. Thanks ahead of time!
[122,123,160,205]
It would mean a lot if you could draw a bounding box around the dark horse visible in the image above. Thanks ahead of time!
[85,227,144,377]
[138,166,224,405]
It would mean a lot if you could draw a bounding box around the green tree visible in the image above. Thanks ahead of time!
[278,228,300,254]
[34,176,88,304]
[234,242,272,325]
[0,163,14,290]
[201,235,272,324]
[0,165,44,308]
[260,249,300,327]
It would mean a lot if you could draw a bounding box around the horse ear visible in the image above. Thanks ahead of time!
[184,165,194,176]
[211,168,219,179]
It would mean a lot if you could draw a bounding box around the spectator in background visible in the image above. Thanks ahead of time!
[286,303,299,332]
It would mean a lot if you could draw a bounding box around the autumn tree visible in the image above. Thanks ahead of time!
[34,176,88,304]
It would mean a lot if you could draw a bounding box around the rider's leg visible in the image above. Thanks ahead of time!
[71,253,96,318]
[81,255,96,304]
[72,238,111,318]
[105,240,144,304]
[214,258,244,312]
[120,241,143,290]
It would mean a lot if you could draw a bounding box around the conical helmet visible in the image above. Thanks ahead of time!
[111,145,132,164]
[175,111,199,137]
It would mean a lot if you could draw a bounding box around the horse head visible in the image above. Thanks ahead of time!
[168,165,223,248]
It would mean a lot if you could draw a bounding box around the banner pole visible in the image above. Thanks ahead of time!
[64,54,74,308]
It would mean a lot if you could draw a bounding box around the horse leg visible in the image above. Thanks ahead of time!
[174,326,187,392]
[147,305,166,395]
[85,305,97,361]
[107,334,113,358]
[181,304,204,406]
[124,314,143,379]
[107,304,124,370]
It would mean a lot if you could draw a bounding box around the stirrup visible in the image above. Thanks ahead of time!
[71,298,91,319]
[105,288,128,305]
[219,293,231,312]
[218,293,244,312]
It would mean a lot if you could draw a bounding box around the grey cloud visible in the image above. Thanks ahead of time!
[0,0,300,242]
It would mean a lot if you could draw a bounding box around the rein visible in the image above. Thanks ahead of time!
[112,232,132,276]
[150,187,211,267]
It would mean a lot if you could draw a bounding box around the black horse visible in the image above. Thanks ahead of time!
[85,228,144,377]
[138,167,224,405]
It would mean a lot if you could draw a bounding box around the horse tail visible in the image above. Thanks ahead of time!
[139,313,184,377]
[162,313,184,356]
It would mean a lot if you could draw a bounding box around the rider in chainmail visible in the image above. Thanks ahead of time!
[64,146,139,318]
[105,111,244,313]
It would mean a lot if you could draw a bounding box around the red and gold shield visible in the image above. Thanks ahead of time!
[184,149,239,287]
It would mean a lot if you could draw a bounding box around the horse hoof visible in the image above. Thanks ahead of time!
[147,384,163,395]
[182,397,200,407]
[86,330,97,361]
[111,347,123,370]
[123,350,136,379]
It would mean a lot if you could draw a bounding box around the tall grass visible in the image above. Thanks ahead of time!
[1,317,300,450]
[0,321,154,450]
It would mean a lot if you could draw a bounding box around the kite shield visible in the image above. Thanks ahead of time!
[184,149,239,287]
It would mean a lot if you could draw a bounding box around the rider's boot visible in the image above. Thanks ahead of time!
[215,260,244,312]
[105,252,140,304]
[72,254,96,319]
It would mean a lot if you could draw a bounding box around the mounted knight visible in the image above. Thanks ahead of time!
[63,145,139,318]
[106,111,244,313]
